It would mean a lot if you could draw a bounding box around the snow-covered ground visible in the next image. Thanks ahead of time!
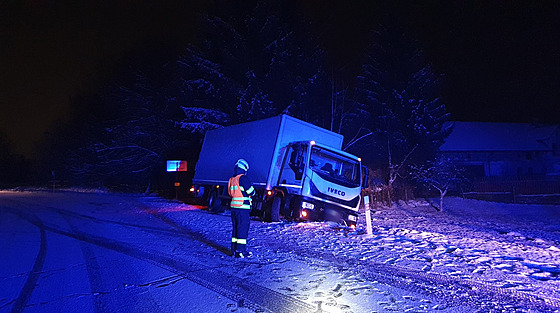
[159,196,560,312]
[1,191,559,312]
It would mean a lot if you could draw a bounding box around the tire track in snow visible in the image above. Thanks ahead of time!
[41,200,232,256]
[50,205,186,239]
[143,206,232,256]
[6,209,47,313]
[262,238,560,312]
[57,212,165,313]
[8,205,320,313]
[74,239,111,313]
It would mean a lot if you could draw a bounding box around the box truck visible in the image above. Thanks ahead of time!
[192,114,366,227]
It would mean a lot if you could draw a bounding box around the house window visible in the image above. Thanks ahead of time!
[526,152,533,160]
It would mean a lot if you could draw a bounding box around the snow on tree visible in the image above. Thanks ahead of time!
[411,156,467,211]
[176,106,229,134]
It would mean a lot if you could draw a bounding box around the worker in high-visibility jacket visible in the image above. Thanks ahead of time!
[228,159,256,258]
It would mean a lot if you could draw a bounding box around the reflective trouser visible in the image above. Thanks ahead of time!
[231,208,250,253]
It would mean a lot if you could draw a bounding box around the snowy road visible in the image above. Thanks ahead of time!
[0,191,272,312]
[1,191,559,312]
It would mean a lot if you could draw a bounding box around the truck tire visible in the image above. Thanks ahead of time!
[286,197,298,220]
[208,191,223,213]
[270,196,282,222]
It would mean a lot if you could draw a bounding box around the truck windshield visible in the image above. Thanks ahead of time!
[309,146,360,187]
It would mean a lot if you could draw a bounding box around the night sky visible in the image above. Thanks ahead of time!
[1,1,559,156]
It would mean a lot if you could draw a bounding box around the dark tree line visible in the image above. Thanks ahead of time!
[36,0,452,193]
[0,131,30,188]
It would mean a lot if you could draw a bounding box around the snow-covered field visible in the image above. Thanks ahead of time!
[255,197,560,293]
[159,196,560,312]
[1,191,559,312]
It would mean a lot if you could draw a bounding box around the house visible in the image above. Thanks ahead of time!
[440,122,560,180]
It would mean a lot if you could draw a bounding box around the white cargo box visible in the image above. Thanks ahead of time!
[193,115,343,189]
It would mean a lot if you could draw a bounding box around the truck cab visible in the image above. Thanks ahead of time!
[264,140,364,227]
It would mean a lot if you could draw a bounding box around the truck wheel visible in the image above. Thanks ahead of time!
[208,191,223,213]
[270,196,282,222]
[286,197,298,220]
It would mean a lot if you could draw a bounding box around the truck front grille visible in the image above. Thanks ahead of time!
[309,181,360,208]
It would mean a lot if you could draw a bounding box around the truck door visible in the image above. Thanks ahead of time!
[278,143,307,186]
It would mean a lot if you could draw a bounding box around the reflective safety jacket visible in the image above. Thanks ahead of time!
[228,174,255,209]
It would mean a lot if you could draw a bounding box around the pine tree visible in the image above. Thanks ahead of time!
[354,27,451,185]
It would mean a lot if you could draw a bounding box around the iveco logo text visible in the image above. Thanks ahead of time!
[327,187,345,196]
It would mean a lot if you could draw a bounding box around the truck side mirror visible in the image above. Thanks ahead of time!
[361,165,369,188]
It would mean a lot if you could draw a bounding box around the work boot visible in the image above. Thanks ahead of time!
[234,251,252,258]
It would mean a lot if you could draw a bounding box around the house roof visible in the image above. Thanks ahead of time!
[440,122,559,152]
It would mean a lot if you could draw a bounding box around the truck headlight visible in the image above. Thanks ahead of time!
[302,202,314,210]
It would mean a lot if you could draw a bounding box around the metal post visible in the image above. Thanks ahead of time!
[51,170,56,193]
[364,194,373,235]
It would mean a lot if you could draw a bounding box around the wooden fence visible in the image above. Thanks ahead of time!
[471,180,560,195]
[463,179,560,204]
[362,179,560,206]
[362,185,416,207]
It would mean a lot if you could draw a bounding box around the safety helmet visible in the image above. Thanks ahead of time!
[235,159,249,171]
